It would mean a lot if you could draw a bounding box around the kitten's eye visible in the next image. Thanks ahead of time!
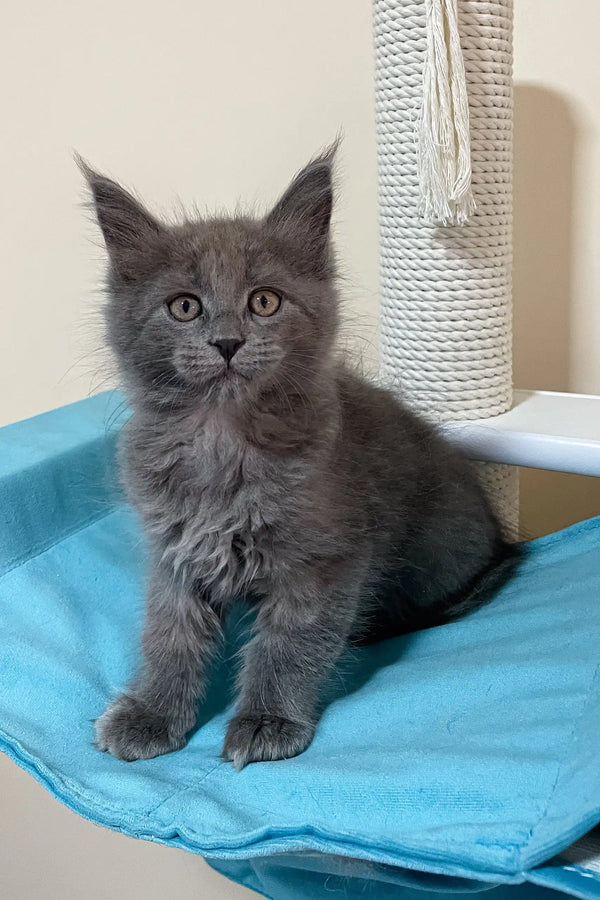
[248,289,281,318]
[167,295,202,322]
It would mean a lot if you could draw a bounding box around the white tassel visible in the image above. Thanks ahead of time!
[418,0,476,226]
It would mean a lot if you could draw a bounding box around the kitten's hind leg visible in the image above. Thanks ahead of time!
[95,567,222,761]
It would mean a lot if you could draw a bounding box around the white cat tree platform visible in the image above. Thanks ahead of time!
[446,390,600,477]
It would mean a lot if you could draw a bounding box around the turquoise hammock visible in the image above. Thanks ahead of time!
[1,391,600,899]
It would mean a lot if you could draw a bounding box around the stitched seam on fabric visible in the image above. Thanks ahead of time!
[145,760,227,817]
[0,505,121,577]
[170,819,523,871]
[521,662,600,863]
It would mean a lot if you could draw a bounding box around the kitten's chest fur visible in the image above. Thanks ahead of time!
[125,412,307,602]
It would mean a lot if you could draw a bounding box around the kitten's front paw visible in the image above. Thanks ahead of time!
[223,714,315,770]
[95,694,186,761]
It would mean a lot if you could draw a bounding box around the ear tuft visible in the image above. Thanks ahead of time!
[265,142,338,273]
[75,154,165,281]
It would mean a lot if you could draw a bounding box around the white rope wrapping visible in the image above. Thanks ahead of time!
[372,0,518,533]
[474,461,519,539]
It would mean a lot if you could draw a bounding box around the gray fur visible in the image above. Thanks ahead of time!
[83,148,520,768]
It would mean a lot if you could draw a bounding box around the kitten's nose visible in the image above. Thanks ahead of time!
[211,338,245,364]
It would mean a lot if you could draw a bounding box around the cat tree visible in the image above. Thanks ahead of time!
[373,0,518,534]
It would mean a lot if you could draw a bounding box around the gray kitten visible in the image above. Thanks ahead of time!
[82,148,521,769]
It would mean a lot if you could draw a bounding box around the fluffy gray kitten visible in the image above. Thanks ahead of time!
[83,148,520,769]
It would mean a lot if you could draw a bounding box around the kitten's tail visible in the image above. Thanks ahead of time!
[353,540,526,646]
[444,539,525,618]
[410,539,526,633]
[351,541,527,646]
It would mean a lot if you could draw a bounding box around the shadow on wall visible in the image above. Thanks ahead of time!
[513,83,600,537]
[513,83,574,392]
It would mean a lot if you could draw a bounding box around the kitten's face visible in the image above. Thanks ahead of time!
[82,151,338,409]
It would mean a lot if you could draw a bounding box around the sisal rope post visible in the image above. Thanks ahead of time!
[373,0,518,537]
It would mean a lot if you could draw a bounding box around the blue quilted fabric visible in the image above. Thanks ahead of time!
[1,393,600,900]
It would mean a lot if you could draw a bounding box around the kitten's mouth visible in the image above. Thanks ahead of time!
[221,366,250,382]
[208,366,251,386]
[178,364,252,391]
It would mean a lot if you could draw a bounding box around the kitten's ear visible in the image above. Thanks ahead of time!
[265,143,337,272]
[76,154,167,282]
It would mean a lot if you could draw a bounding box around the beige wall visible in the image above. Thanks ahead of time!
[512,0,600,536]
[1,1,600,896]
